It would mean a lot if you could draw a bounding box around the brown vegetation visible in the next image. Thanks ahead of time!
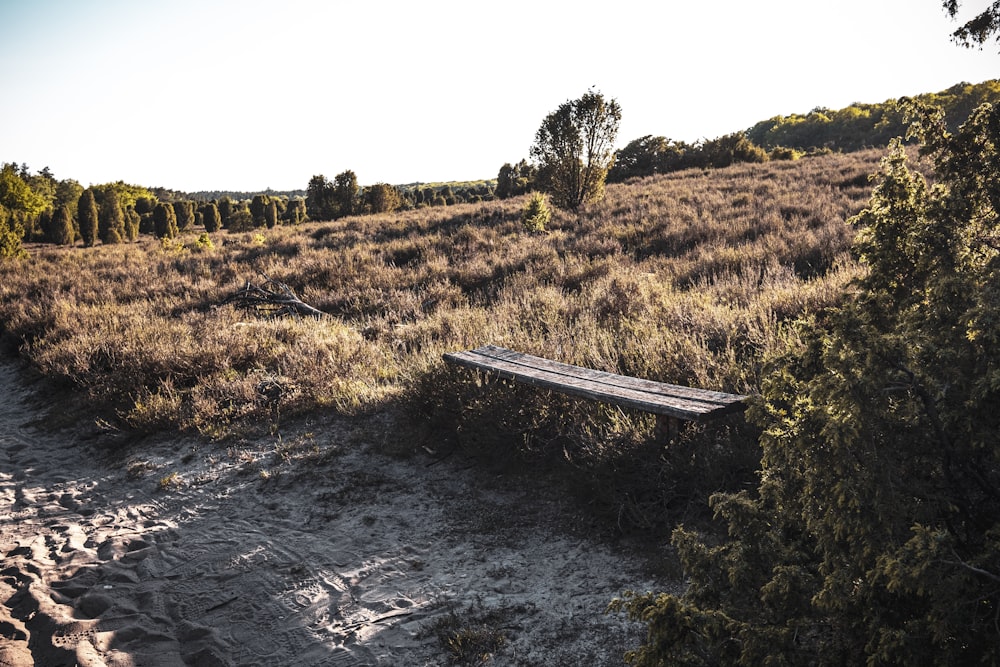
[0,150,885,527]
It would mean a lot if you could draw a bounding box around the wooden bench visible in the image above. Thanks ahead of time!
[442,345,748,441]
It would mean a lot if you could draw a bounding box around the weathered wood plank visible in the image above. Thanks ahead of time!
[442,345,747,422]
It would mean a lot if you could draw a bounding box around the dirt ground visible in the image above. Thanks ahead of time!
[0,359,675,666]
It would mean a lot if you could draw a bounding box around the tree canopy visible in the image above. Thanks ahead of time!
[530,89,621,210]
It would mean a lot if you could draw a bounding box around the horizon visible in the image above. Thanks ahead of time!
[1,0,998,193]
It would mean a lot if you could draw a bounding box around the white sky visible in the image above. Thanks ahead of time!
[1,0,997,192]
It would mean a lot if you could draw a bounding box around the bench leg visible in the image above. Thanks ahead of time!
[655,415,683,443]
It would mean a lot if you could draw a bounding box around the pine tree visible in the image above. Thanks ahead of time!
[78,189,99,247]
[614,99,1000,667]
[50,205,74,245]
[98,189,125,244]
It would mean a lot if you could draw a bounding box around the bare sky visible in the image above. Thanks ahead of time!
[1,0,997,192]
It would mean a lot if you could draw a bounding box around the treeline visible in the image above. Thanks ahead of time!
[601,79,1000,184]
[0,162,314,255]
[304,171,498,221]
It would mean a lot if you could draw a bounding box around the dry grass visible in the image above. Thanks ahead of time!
[0,150,884,527]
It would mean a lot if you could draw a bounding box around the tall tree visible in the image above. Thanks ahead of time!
[202,202,221,232]
[264,199,279,228]
[152,202,178,239]
[98,189,125,244]
[78,189,99,247]
[333,170,358,217]
[173,200,195,232]
[305,175,335,220]
[249,194,269,227]
[48,205,74,245]
[530,89,621,210]
[218,197,233,229]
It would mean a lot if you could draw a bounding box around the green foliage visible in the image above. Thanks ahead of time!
[520,192,550,232]
[306,175,336,221]
[363,182,402,214]
[91,181,156,211]
[202,202,221,232]
[98,189,126,244]
[746,79,1000,153]
[0,163,47,219]
[250,194,270,227]
[264,199,279,228]
[608,135,691,182]
[78,189,99,247]
[495,160,534,198]
[49,205,74,245]
[530,89,622,210]
[945,0,1000,47]
[617,101,1000,666]
[0,204,26,259]
[173,200,195,232]
[153,202,179,239]
[333,170,358,217]
[284,198,306,225]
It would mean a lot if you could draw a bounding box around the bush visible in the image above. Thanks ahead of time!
[520,192,551,233]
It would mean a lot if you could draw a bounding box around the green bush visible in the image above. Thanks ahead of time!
[520,192,550,232]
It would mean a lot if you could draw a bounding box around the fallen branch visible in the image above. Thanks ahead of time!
[224,273,328,319]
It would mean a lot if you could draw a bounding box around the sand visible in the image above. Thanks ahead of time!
[0,358,671,666]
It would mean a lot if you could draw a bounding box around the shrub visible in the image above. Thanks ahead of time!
[520,192,551,233]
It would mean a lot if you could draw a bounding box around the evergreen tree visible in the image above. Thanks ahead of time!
[152,202,178,239]
[78,189,99,247]
[202,202,221,232]
[614,99,1000,667]
[218,197,233,229]
[250,194,270,227]
[49,205,74,245]
[264,199,278,228]
[333,170,358,217]
[98,189,125,244]
[0,204,25,258]
[124,208,140,241]
[173,200,195,232]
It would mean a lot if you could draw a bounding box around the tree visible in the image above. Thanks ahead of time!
[173,200,195,232]
[250,194,270,227]
[152,202,178,239]
[495,159,535,198]
[614,100,1000,667]
[218,197,233,229]
[333,170,358,217]
[530,89,621,210]
[362,182,402,214]
[49,205,74,245]
[944,0,1000,47]
[0,204,25,259]
[78,189,99,247]
[124,208,140,241]
[607,135,691,182]
[98,189,125,244]
[284,198,306,225]
[202,202,221,232]
[305,175,335,220]
[264,199,278,228]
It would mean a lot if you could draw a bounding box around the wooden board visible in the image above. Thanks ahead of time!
[443,345,747,422]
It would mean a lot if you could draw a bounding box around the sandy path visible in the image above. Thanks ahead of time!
[0,359,665,666]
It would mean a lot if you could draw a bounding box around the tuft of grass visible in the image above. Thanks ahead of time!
[157,471,182,491]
